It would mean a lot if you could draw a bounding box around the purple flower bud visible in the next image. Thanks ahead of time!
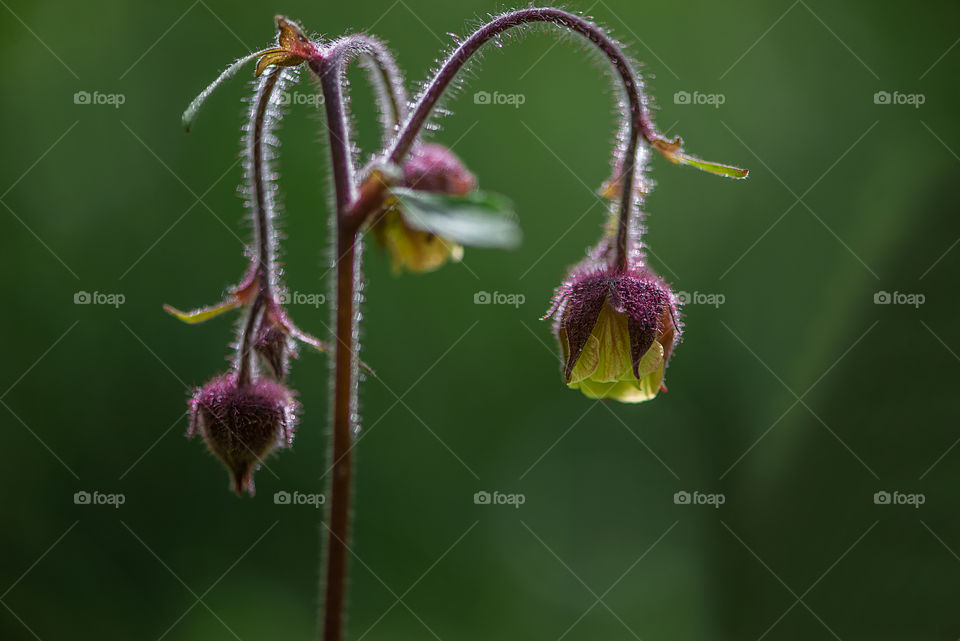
[401,143,477,195]
[188,373,299,495]
[543,268,680,403]
[254,306,295,379]
[373,143,476,273]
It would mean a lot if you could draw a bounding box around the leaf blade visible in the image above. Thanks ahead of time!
[390,188,523,250]
[163,298,241,324]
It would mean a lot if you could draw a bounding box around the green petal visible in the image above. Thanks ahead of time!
[573,366,665,403]
[590,303,633,382]
[163,298,240,324]
[632,366,665,401]
[568,335,600,384]
[634,340,664,379]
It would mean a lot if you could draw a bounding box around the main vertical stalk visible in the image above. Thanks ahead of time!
[313,52,360,641]
[325,226,356,641]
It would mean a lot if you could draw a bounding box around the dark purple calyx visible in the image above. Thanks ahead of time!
[254,305,295,379]
[546,268,679,381]
[401,143,477,195]
[188,373,299,496]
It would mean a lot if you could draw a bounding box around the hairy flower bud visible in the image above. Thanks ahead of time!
[544,268,680,403]
[374,143,476,273]
[254,306,295,379]
[401,143,477,195]
[188,374,299,495]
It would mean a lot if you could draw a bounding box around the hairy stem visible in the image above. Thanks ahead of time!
[386,8,656,270]
[236,67,283,385]
[350,35,409,137]
[312,52,361,641]
[251,69,282,296]
[323,35,410,147]
[236,295,264,386]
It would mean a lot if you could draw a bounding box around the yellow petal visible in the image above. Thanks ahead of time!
[589,301,633,382]
[568,335,600,384]
[380,210,462,274]
[572,365,664,403]
[634,339,664,379]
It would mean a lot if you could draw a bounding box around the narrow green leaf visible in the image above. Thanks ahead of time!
[391,188,523,249]
[652,137,748,179]
[181,49,270,131]
[668,152,749,179]
[163,298,241,324]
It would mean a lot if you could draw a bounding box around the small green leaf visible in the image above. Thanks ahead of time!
[652,137,748,179]
[163,298,241,324]
[390,188,522,249]
[667,152,749,179]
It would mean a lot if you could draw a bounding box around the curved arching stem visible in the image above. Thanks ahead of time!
[235,67,285,386]
[386,8,660,271]
[251,69,283,296]
[349,35,409,138]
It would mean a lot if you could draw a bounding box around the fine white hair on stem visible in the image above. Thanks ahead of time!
[182,47,273,131]
[240,66,301,297]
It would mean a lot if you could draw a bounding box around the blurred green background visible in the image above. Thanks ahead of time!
[2,0,959,639]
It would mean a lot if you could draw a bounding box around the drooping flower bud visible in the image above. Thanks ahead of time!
[188,373,299,495]
[543,268,680,403]
[401,143,477,195]
[373,143,476,273]
[254,305,296,379]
